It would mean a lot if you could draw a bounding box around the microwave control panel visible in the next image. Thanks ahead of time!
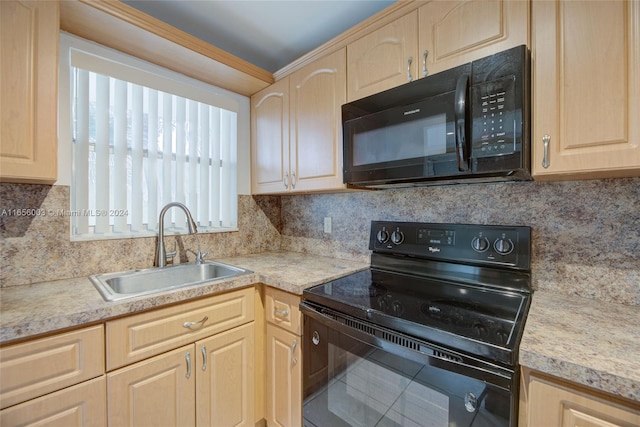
[471,76,518,158]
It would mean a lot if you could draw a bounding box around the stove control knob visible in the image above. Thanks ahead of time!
[377,229,390,244]
[494,238,514,255]
[391,230,405,245]
[496,329,510,344]
[471,237,490,252]
[472,322,488,337]
[392,301,403,316]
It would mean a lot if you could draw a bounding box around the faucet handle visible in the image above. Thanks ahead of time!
[165,242,177,261]
[196,251,209,264]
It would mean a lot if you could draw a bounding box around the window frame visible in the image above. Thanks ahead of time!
[59,32,250,241]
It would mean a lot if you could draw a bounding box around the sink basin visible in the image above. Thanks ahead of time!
[90,261,252,301]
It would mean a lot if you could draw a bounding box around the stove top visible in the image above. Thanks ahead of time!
[302,221,532,366]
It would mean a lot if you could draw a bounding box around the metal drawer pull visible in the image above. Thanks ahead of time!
[274,308,289,318]
[291,172,296,189]
[542,134,551,168]
[201,346,207,371]
[284,172,289,189]
[185,352,191,379]
[291,339,298,366]
[183,316,209,329]
[407,56,413,82]
[422,50,429,77]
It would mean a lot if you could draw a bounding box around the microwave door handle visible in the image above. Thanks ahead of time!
[454,74,470,172]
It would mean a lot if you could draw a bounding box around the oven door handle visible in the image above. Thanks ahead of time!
[300,301,513,391]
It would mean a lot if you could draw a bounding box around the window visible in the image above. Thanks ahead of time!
[61,33,240,240]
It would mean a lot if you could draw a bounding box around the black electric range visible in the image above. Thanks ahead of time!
[303,221,532,367]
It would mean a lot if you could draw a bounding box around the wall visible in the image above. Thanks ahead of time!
[0,184,281,287]
[279,178,640,306]
[2,178,639,307]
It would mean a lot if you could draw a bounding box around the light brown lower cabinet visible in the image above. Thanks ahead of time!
[197,323,255,427]
[0,324,106,426]
[0,376,106,427]
[0,287,263,426]
[107,322,255,427]
[521,368,640,427]
[266,324,302,427]
[265,287,303,427]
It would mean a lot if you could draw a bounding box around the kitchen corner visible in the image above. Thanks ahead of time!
[2,0,640,424]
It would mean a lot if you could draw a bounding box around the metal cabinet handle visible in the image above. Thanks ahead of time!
[274,308,290,318]
[201,346,207,371]
[291,339,298,366]
[422,50,429,77]
[542,134,551,168]
[291,171,296,189]
[407,56,413,82]
[284,172,289,189]
[183,316,208,329]
[185,352,192,379]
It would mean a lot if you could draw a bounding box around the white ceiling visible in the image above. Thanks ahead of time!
[123,0,395,73]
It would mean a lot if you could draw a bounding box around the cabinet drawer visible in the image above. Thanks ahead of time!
[106,287,254,370]
[0,376,106,427]
[265,287,301,335]
[0,325,104,410]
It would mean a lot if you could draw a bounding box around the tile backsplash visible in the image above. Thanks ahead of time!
[278,178,640,306]
[2,178,639,306]
[0,184,281,287]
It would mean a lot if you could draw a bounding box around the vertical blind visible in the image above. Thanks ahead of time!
[70,65,238,239]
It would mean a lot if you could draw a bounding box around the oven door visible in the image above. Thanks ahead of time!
[301,303,517,427]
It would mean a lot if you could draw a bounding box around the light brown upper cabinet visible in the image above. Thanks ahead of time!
[252,49,347,194]
[532,0,640,180]
[0,0,58,184]
[418,0,529,76]
[251,78,290,194]
[347,11,418,102]
[346,1,528,103]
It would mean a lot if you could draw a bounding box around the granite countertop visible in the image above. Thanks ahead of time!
[0,251,369,344]
[519,290,640,403]
[1,251,638,404]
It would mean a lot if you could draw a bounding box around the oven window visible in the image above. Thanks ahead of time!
[303,317,512,427]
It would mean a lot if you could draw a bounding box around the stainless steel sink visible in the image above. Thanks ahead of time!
[90,261,252,301]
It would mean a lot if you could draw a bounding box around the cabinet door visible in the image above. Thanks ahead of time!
[0,0,58,184]
[196,323,255,427]
[0,325,104,409]
[532,0,640,179]
[251,78,290,194]
[266,325,302,427]
[0,377,106,427]
[347,11,418,101]
[290,49,346,193]
[526,373,640,426]
[418,0,528,77]
[107,345,195,427]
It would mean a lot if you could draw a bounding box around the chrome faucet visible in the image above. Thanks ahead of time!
[155,202,198,267]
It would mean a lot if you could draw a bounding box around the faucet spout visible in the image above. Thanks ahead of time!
[155,202,198,267]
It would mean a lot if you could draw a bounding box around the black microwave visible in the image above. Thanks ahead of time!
[342,45,530,188]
